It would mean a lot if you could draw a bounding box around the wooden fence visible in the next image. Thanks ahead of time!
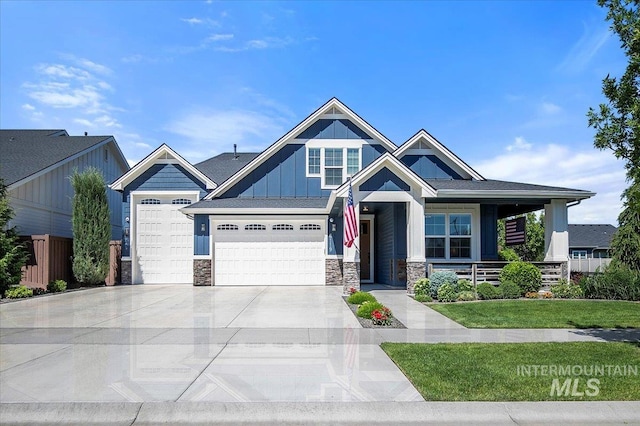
[569,258,611,274]
[428,261,566,288]
[20,235,122,288]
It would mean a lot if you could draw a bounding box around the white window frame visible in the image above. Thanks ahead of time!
[307,147,321,176]
[305,140,363,189]
[571,250,588,259]
[424,205,480,262]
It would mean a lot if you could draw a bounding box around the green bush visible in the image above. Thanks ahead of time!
[47,279,67,293]
[32,287,47,296]
[457,291,476,302]
[413,278,430,296]
[498,280,521,299]
[437,283,458,302]
[498,248,521,262]
[429,270,459,298]
[5,285,33,299]
[414,294,433,303]
[551,279,584,299]
[347,291,377,305]
[456,279,473,292]
[476,282,502,300]
[356,301,386,318]
[580,265,640,301]
[499,261,542,294]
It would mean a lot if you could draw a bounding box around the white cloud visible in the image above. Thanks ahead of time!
[473,137,626,225]
[21,103,35,111]
[182,17,203,25]
[540,102,562,115]
[37,64,90,80]
[206,33,234,42]
[73,118,94,127]
[75,58,112,75]
[135,142,152,149]
[557,22,611,74]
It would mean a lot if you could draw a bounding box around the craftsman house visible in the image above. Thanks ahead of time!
[110,98,594,291]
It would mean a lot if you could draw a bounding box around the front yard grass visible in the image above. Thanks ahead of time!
[381,342,640,401]
[428,300,640,328]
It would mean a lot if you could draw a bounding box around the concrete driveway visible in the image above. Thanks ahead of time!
[0,285,422,403]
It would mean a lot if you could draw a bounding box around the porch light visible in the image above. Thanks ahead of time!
[362,205,369,212]
[201,223,206,232]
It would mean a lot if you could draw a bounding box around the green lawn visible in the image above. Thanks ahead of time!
[381,342,640,401]
[428,300,640,328]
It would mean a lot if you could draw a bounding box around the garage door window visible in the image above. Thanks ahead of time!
[245,224,266,231]
[273,224,294,231]
[171,198,192,205]
[141,198,161,205]
[217,224,238,231]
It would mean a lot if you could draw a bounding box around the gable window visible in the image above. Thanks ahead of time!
[347,148,360,175]
[324,148,343,186]
[306,145,363,187]
[425,213,472,259]
[308,148,321,175]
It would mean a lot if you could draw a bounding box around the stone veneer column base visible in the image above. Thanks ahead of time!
[342,261,360,294]
[194,259,212,286]
[325,259,343,286]
[121,260,132,285]
[406,261,426,295]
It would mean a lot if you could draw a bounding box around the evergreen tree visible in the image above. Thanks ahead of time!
[587,0,640,271]
[0,178,28,295]
[71,168,111,285]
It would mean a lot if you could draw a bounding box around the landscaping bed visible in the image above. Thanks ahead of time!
[382,341,640,401]
[343,296,406,328]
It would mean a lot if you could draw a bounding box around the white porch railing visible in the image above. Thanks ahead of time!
[569,258,612,273]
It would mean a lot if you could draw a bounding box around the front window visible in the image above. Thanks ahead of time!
[572,250,587,259]
[306,145,362,187]
[425,213,472,259]
[324,148,343,186]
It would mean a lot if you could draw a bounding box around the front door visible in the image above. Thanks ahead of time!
[360,218,374,282]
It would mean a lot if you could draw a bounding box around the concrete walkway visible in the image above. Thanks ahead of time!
[1,285,638,424]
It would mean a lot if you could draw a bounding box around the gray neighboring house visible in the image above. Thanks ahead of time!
[1,129,129,239]
[568,224,617,259]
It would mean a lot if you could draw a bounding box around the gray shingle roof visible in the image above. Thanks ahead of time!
[568,224,617,249]
[425,179,587,193]
[185,197,329,210]
[1,130,113,185]
[195,153,260,184]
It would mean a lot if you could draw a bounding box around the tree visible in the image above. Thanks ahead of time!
[587,0,640,271]
[0,178,28,295]
[71,168,111,285]
[498,212,545,262]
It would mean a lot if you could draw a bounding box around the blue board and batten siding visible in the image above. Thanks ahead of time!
[296,119,373,140]
[120,163,209,257]
[359,167,411,192]
[194,215,209,256]
[401,155,462,180]
[480,204,499,260]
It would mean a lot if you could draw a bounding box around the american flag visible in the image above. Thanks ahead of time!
[344,179,358,248]
[505,216,526,246]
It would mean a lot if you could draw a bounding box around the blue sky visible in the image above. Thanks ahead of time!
[0,1,628,225]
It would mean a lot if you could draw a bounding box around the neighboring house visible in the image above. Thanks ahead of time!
[110,98,595,290]
[1,129,129,239]
[568,224,616,259]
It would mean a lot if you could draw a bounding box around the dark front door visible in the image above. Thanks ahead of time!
[360,220,371,281]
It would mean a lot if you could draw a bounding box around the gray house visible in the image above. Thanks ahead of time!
[568,224,617,259]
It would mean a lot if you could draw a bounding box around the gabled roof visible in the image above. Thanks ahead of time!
[195,152,260,184]
[429,179,595,200]
[335,152,437,198]
[110,144,216,191]
[393,129,485,181]
[183,197,331,214]
[568,224,617,249]
[205,98,397,200]
[0,129,128,187]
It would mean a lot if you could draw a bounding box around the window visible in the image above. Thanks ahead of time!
[572,250,587,259]
[300,223,321,231]
[324,148,343,186]
[425,213,472,259]
[171,198,192,205]
[272,224,294,231]
[141,199,160,205]
[347,148,359,175]
[217,224,238,231]
[308,148,320,175]
[245,224,266,231]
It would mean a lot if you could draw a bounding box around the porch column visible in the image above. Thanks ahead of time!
[406,196,426,294]
[342,194,361,294]
[544,199,569,263]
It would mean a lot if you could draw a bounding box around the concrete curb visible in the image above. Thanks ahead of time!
[2,401,639,425]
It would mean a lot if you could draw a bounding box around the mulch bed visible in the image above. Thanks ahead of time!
[343,297,406,329]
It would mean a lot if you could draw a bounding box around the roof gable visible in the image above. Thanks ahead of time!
[0,129,128,187]
[393,129,485,181]
[568,224,617,249]
[195,152,260,185]
[206,98,397,200]
[110,144,216,191]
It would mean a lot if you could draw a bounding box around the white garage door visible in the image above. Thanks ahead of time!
[214,220,325,286]
[135,198,194,284]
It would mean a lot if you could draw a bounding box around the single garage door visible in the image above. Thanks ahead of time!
[214,220,325,286]
[135,197,194,284]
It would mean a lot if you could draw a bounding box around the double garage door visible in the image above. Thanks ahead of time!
[214,220,326,286]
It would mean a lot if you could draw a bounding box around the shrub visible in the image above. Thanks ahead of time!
[499,261,542,294]
[5,285,33,299]
[498,248,521,262]
[525,291,539,299]
[551,279,584,299]
[47,279,67,293]
[437,283,458,302]
[1,178,28,297]
[413,278,430,296]
[456,279,473,292]
[356,301,385,318]
[476,282,502,300]
[371,307,393,326]
[414,294,432,303]
[580,264,640,301]
[347,291,377,305]
[32,287,47,296]
[498,280,521,299]
[541,291,553,299]
[457,291,476,302]
[429,270,459,298]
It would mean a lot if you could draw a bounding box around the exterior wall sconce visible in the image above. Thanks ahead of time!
[362,205,369,212]
[201,223,206,233]
[331,224,337,232]
[125,216,130,223]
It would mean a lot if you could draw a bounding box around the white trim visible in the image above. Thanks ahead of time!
[181,208,331,215]
[110,144,217,191]
[206,98,397,200]
[306,146,321,177]
[393,130,485,181]
[436,189,595,200]
[193,255,210,260]
[360,214,375,284]
[424,204,481,262]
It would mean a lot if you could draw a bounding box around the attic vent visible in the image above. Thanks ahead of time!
[418,140,429,149]
[245,224,266,231]
[300,224,321,231]
[272,224,294,231]
[329,106,339,114]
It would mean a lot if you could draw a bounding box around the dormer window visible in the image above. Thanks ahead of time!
[306,143,362,188]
